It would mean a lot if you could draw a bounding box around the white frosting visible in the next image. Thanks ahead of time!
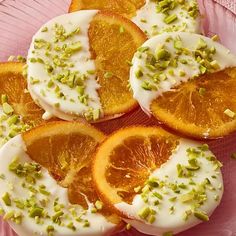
[130,32,236,113]
[115,139,223,235]
[132,0,200,38]
[27,11,102,121]
[0,135,115,236]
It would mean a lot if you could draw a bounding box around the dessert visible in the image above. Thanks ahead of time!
[93,126,223,235]
[0,121,120,236]
[130,32,236,138]
[0,62,44,147]
[69,0,200,37]
[27,10,146,122]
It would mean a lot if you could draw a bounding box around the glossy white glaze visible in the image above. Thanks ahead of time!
[116,139,223,235]
[0,135,115,236]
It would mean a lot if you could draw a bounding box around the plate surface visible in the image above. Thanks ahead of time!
[0,0,236,235]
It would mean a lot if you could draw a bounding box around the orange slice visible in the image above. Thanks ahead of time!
[69,0,146,18]
[151,68,236,139]
[89,11,147,117]
[92,126,179,216]
[0,62,44,127]
[22,121,120,225]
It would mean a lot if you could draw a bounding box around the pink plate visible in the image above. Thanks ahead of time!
[0,0,236,235]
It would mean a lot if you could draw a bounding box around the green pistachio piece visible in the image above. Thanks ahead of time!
[95,200,103,210]
[194,211,209,221]
[2,103,14,115]
[164,14,178,24]
[2,192,11,206]
[104,72,113,79]
[135,69,143,78]
[138,207,151,220]
[29,207,44,218]
[224,109,235,118]
[156,49,171,60]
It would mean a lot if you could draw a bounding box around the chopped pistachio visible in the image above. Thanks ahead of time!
[147,178,159,188]
[210,60,220,70]
[196,38,207,50]
[135,69,143,78]
[104,72,113,79]
[83,220,90,227]
[156,49,171,60]
[126,223,131,230]
[2,192,11,206]
[1,94,8,103]
[211,35,219,41]
[138,46,149,53]
[141,81,157,91]
[138,207,151,220]
[224,109,235,118]
[180,192,194,203]
[179,70,186,77]
[153,192,163,200]
[119,26,125,34]
[2,103,14,115]
[199,65,207,74]
[164,14,178,24]
[46,225,55,234]
[41,27,48,32]
[148,215,156,224]
[67,222,76,231]
[199,87,206,96]
[29,207,44,218]
[95,200,103,210]
[194,211,209,221]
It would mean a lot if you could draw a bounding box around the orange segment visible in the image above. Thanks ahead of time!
[89,11,147,116]
[0,62,44,127]
[151,68,236,139]
[69,0,146,18]
[92,126,179,216]
[22,121,120,224]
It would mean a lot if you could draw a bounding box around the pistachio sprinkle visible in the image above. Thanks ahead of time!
[27,15,103,121]
[127,142,223,229]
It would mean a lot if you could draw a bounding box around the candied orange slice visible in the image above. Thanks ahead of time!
[22,121,120,224]
[151,68,236,139]
[92,126,179,216]
[89,11,147,117]
[69,0,146,18]
[0,62,44,127]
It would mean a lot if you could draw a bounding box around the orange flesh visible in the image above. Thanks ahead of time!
[69,0,146,18]
[23,122,104,208]
[106,134,178,203]
[151,68,236,139]
[88,12,147,116]
[93,126,179,217]
[0,62,44,127]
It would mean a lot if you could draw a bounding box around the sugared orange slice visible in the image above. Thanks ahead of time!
[92,126,224,235]
[92,126,179,215]
[151,68,236,139]
[69,0,146,18]
[0,62,45,145]
[27,11,147,122]
[22,121,120,225]
[0,62,44,126]
[89,11,147,117]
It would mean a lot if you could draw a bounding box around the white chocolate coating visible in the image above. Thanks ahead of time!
[132,0,200,38]
[115,139,224,235]
[27,11,102,121]
[0,135,115,236]
[130,32,236,113]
